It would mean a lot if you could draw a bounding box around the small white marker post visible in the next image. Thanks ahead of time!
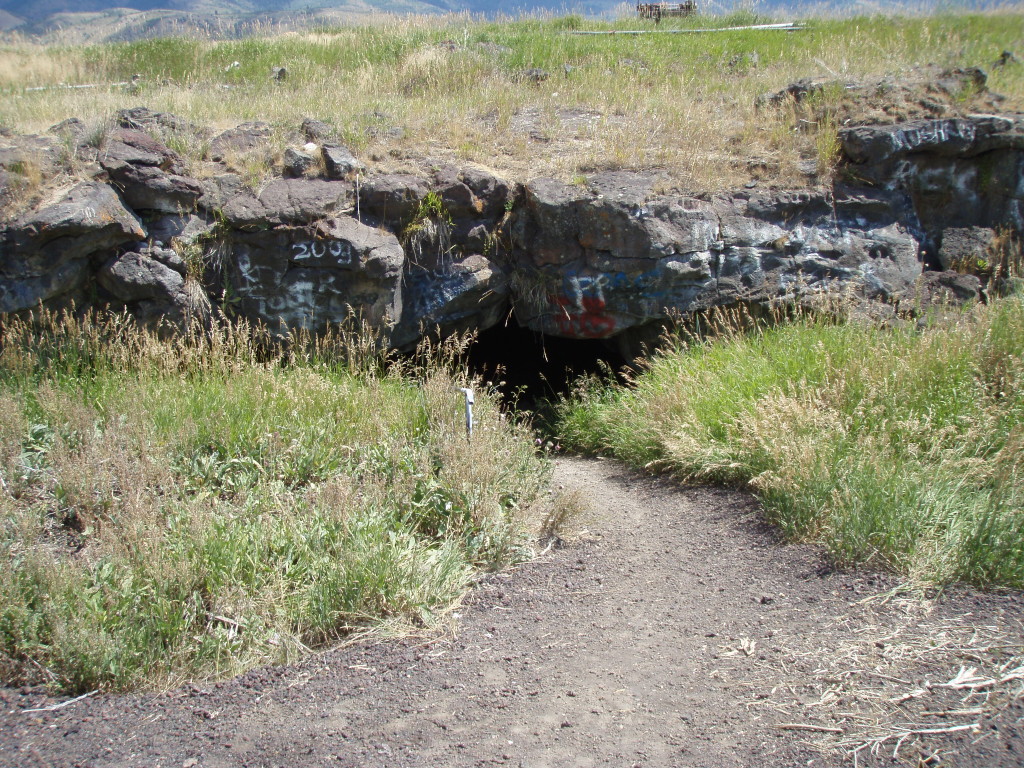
[458,387,474,440]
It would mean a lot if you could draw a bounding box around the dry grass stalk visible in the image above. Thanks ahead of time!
[732,590,1024,763]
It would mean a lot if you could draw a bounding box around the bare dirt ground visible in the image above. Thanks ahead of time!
[1,457,1022,768]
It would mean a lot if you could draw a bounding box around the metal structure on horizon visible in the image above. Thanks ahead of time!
[636,2,698,21]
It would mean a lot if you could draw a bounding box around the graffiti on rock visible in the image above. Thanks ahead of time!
[291,240,355,265]
[547,273,616,338]
[232,248,331,326]
[406,268,478,319]
[887,120,975,154]
[234,251,257,288]
[550,293,616,337]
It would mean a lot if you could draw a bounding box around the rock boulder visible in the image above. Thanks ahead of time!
[937,226,996,271]
[97,246,209,331]
[1,182,145,312]
[358,174,430,223]
[322,144,365,180]
[221,179,353,228]
[208,122,272,162]
[98,250,184,302]
[100,129,203,213]
[225,215,404,334]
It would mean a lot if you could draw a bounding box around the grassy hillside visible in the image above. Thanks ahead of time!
[555,294,1024,588]
[2,11,1022,187]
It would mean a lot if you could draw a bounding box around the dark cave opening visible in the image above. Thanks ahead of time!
[465,318,628,414]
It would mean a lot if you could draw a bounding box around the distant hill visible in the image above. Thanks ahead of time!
[1,0,463,42]
[4,4,472,43]
[1,0,671,25]
[0,7,22,28]
[0,0,1010,42]
[1,0,1009,21]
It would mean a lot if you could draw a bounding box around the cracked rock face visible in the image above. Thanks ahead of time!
[839,115,1024,247]
[509,174,922,340]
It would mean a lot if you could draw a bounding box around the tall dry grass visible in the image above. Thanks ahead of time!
[0,311,549,692]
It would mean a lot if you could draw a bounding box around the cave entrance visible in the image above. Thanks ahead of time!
[465,318,628,415]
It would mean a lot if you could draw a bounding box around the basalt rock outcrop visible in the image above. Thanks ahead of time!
[1,181,145,313]
[1,106,1019,349]
[839,114,1024,264]
[509,174,922,342]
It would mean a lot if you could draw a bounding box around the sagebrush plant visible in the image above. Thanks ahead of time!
[0,310,548,693]
[555,296,1024,587]
[1,11,1021,187]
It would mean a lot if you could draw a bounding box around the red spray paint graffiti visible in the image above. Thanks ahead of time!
[549,294,616,338]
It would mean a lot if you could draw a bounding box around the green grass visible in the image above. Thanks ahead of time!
[0,312,548,693]
[554,297,1024,588]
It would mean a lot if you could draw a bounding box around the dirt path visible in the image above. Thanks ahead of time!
[2,458,1022,768]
